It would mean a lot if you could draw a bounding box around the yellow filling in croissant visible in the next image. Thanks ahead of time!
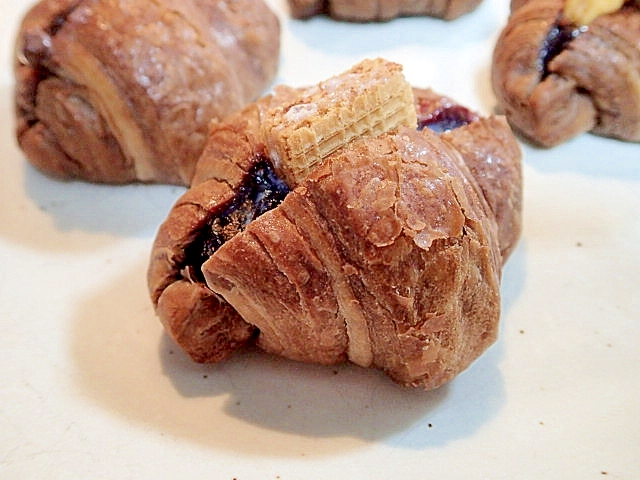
[563,0,625,25]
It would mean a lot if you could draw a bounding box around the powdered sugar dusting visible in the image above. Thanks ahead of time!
[284,103,318,123]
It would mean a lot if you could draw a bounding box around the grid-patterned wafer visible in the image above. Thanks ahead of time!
[262,58,418,186]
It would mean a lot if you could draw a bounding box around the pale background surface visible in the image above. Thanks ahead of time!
[1,0,639,478]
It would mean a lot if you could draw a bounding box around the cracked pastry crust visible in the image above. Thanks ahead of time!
[492,0,640,147]
[14,0,280,185]
[288,0,483,21]
[148,60,522,390]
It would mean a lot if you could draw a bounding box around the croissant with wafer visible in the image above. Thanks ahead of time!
[492,0,640,147]
[14,0,280,185]
[148,59,522,390]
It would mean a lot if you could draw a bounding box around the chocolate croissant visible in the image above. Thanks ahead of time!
[492,0,640,147]
[14,0,280,185]
[148,59,522,390]
[288,0,483,21]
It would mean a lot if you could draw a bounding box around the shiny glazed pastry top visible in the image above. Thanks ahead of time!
[492,0,640,147]
[147,59,523,390]
[14,0,280,185]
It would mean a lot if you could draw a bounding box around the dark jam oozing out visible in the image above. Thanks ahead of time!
[183,157,290,282]
[537,21,585,78]
[417,104,478,133]
[416,97,478,133]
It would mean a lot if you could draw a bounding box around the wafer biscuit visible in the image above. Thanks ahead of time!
[262,58,417,186]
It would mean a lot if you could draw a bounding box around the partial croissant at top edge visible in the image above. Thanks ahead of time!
[287,0,484,21]
[148,59,523,390]
[14,0,281,185]
[492,0,640,147]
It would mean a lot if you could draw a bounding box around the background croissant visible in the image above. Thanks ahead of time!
[14,0,280,185]
[288,0,483,21]
[492,0,640,147]
[147,62,522,390]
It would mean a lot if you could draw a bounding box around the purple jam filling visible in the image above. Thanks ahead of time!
[417,104,478,133]
[537,21,585,78]
[183,157,290,282]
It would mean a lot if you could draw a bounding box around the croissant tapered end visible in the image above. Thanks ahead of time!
[287,0,483,21]
[14,0,280,185]
[147,180,261,363]
[413,87,522,263]
[492,0,640,147]
[441,116,523,262]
